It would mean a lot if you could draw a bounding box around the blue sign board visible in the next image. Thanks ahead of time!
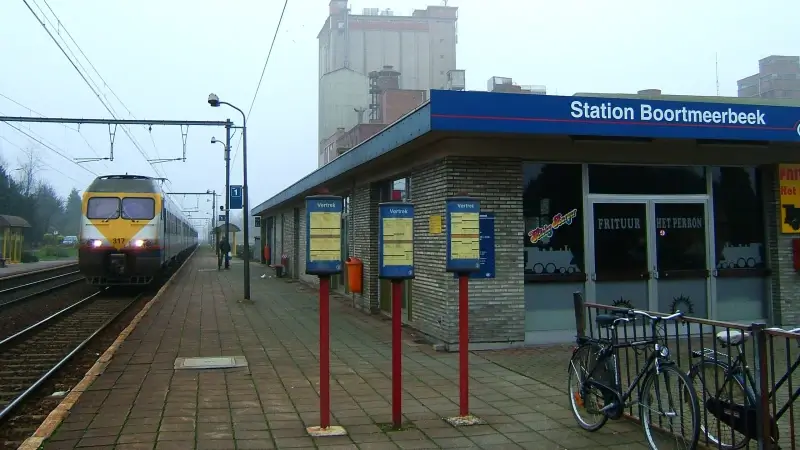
[218,214,225,222]
[445,196,481,273]
[429,90,800,143]
[229,185,243,210]
[378,202,415,280]
[304,195,343,276]
[454,212,495,279]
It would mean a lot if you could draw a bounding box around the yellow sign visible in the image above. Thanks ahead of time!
[449,212,480,260]
[382,217,413,266]
[428,215,442,234]
[309,211,341,261]
[779,164,800,233]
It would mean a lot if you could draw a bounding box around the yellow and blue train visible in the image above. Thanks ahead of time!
[78,174,198,285]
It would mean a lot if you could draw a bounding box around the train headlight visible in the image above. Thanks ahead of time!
[91,239,102,248]
[133,239,145,248]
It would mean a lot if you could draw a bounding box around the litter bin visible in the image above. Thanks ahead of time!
[275,253,289,278]
[345,257,363,293]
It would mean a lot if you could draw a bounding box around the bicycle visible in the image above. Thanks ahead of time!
[687,326,800,449]
[568,309,701,450]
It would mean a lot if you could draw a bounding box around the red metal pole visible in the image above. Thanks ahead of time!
[458,273,469,417]
[391,280,403,428]
[319,275,330,429]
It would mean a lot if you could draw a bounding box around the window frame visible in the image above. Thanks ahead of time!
[121,197,156,220]
[86,197,120,220]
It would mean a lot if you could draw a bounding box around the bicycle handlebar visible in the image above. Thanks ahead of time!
[613,309,684,324]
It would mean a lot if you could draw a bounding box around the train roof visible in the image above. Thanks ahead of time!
[86,174,161,193]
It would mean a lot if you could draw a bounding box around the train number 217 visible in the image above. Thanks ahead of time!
[112,238,126,245]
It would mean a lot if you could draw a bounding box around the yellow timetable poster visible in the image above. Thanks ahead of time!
[309,211,341,261]
[382,217,413,266]
[450,212,479,260]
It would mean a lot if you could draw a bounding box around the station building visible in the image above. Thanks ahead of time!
[252,89,800,347]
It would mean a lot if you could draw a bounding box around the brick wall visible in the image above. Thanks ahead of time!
[350,184,380,312]
[764,165,799,326]
[410,157,526,345]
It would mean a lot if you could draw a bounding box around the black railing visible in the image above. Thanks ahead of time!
[573,292,799,450]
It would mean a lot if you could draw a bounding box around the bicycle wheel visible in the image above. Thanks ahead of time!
[688,360,751,449]
[639,363,700,449]
[567,343,609,431]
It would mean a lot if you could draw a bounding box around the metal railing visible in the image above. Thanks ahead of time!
[573,292,800,450]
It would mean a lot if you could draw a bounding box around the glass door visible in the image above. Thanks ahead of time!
[652,201,709,318]
[588,201,652,311]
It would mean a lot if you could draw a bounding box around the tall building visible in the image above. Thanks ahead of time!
[737,55,800,99]
[317,0,458,167]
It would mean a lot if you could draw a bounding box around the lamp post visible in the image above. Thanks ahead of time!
[210,136,230,257]
[206,189,217,254]
[208,93,251,301]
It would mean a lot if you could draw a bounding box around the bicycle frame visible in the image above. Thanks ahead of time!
[701,343,800,423]
[577,334,672,409]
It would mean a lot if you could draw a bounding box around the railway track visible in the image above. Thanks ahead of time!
[0,288,144,424]
[0,264,82,307]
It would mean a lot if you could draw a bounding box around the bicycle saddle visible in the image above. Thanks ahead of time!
[595,314,618,328]
[716,330,749,347]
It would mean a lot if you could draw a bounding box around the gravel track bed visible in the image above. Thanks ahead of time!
[0,282,101,342]
[0,290,155,450]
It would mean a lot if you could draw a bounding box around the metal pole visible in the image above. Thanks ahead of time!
[225,120,231,266]
[242,118,251,300]
[212,191,217,254]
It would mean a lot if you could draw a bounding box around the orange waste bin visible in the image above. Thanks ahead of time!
[345,257,363,293]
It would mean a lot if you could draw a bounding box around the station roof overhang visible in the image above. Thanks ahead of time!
[252,90,800,216]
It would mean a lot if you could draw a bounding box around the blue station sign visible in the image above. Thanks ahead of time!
[229,185,243,210]
[429,90,800,143]
[445,196,481,273]
[378,202,415,280]
[304,195,343,276]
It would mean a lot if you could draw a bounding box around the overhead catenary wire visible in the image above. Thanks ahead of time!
[0,92,110,170]
[1,122,98,177]
[20,0,169,184]
[0,134,85,184]
[230,0,288,169]
[40,0,166,164]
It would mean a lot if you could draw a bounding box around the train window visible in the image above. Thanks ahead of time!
[87,197,120,220]
[122,198,155,220]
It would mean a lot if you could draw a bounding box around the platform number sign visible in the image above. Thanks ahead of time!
[254,216,261,228]
[229,185,243,210]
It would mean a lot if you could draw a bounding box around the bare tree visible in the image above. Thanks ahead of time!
[16,146,43,196]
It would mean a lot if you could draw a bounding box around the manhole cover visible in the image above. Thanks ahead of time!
[174,356,248,370]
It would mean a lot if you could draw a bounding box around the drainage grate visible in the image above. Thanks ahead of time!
[174,356,248,370]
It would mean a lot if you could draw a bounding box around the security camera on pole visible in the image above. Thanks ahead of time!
[208,93,252,301]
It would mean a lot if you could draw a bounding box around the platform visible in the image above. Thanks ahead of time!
[0,258,77,279]
[33,249,647,450]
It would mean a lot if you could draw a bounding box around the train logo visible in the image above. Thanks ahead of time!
[524,246,581,274]
[716,243,762,269]
[527,209,578,244]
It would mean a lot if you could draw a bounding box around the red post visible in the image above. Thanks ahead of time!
[319,275,331,429]
[391,280,403,428]
[458,273,469,417]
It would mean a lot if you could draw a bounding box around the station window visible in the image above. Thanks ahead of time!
[122,197,156,220]
[87,197,120,220]
[523,163,584,278]
[588,164,706,195]
[711,167,766,269]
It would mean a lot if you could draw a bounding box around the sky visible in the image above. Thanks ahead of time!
[1,0,798,237]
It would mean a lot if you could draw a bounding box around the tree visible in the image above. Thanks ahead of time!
[15,147,43,196]
[60,188,82,236]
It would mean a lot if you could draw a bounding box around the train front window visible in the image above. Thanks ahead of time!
[122,198,155,220]
[87,197,120,220]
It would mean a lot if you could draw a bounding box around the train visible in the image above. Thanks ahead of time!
[78,174,198,286]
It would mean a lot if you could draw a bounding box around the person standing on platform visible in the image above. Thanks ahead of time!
[217,237,231,270]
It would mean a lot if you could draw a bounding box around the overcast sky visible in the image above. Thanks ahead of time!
[1,0,798,236]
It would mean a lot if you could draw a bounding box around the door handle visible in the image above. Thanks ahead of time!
[652,268,659,279]
[590,273,597,281]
